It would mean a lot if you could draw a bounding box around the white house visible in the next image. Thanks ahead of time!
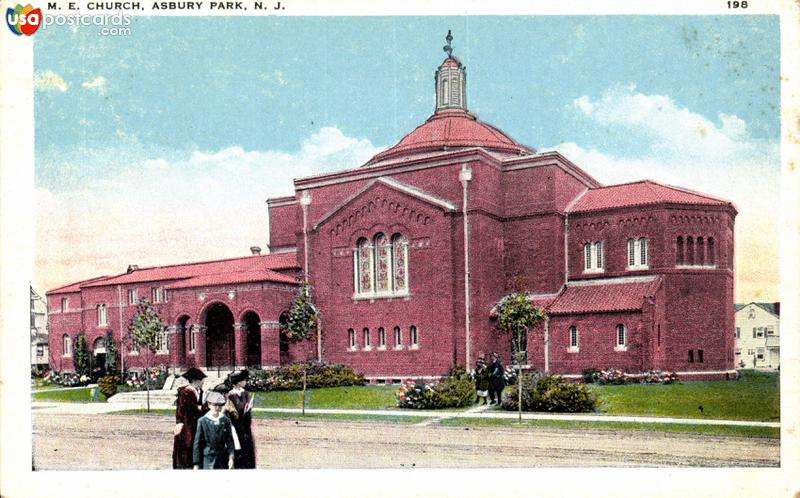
[31,286,49,368]
[734,302,780,370]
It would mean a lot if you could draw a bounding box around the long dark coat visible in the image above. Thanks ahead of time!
[172,386,203,469]
[227,389,256,469]
[193,414,236,469]
[489,359,506,392]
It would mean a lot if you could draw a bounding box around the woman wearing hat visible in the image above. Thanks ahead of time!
[172,367,207,469]
[193,390,236,469]
[226,369,256,469]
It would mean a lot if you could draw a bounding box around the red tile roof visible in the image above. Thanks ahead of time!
[366,109,534,165]
[568,180,734,213]
[48,253,299,293]
[46,276,112,295]
[546,276,661,315]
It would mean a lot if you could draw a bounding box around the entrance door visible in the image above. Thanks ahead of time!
[205,303,234,367]
[243,311,261,366]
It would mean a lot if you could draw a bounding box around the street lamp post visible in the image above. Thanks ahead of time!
[459,164,472,371]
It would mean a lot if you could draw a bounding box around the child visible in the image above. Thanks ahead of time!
[193,391,235,469]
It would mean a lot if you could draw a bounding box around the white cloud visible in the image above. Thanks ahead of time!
[82,76,107,93]
[549,85,780,301]
[35,128,383,292]
[34,70,68,92]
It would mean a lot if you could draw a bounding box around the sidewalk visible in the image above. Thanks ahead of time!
[30,401,780,428]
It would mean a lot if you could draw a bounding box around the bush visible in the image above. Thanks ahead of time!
[246,362,366,391]
[397,366,476,409]
[98,375,120,398]
[640,369,679,384]
[116,366,168,392]
[501,373,597,413]
[586,368,631,385]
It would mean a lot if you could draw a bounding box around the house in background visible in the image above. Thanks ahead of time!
[31,286,49,369]
[734,302,780,369]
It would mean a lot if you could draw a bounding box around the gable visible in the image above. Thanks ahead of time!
[312,177,456,236]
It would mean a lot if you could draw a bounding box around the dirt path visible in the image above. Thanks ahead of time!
[32,413,779,469]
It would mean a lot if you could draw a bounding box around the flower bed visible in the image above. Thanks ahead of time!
[583,368,679,385]
[246,362,366,391]
[397,366,475,409]
[116,366,168,392]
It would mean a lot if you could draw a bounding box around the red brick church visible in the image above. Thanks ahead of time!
[47,35,737,381]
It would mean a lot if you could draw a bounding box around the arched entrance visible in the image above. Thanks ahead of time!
[92,336,106,372]
[176,315,190,367]
[279,311,290,364]
[243,311,261,366]
[205,303,234,367]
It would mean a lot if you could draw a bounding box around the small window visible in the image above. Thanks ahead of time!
[688,350,694,363]
[348,328,356,349]
[735,349,741,355]
[36,345,44,357]
[62,334,72,356]
[657,324,661,346]
[61,297,69,312]
[363,328,371,349]
[378,327,386,348]
[735,327,740,339]
[747,349,755,355]
[189,327,196,352]
[616,324,627,348]
[627,238,649,269]
[756,348,765,360]
[766,326,775,335]
[410,326,418,347]
[163,289,169,302]
[569,326,579,349]
[394,326,402,348]
[583,241,604,272]
[156,329,169,353]
[97,304,108,326]
[128,289,138,305]
[131,335,139,353]
[676,236,684,265]
[152,287,163,303]
[697,349,704,363]
[756,327,764,338]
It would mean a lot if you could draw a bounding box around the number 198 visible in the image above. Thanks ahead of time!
[728,1,748,7]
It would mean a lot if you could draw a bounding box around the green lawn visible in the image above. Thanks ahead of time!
[32,387,106,403]
[437,417,779,439]
[252,385,399,410]
[590,370,779,421]
[113,408,429,425]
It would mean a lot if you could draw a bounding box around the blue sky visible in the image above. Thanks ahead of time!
[33,16,780,300]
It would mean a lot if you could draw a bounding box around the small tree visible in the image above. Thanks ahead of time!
[494,292,547,422]
[74,334,91,379]
[282,283,319,343]
[128,300,164,412]
[104,330,117,374]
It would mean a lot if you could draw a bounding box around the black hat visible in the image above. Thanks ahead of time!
[228,369,249,384]
[212,382,232,394]
[181,367,207,381]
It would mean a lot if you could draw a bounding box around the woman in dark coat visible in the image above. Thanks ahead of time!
[193,391,236,469]
[172,367,206,469]
[474,356,490,404]
[226,369,256,469]
[488,352,505,405]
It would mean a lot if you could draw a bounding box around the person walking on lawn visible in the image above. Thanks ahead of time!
[488,352,505,406]
[193,391,236,469]
[172,367,207,469]
[474,356,490,405]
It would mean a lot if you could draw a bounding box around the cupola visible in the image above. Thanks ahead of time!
[435,30,467,112]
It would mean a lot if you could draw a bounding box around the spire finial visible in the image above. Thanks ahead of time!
[443,30,453,57]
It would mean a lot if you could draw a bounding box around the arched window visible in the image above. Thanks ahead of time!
[584,241,604,272]
[374,233,391,293]
[676,236,684,265]
[442,78,449,104]
[616,324,627,348]
[707,237,715,265]
[393,326,402,349]
[97,303,108,326]
[686,237,695,265]
[157,328,169,353]
[63,334,72,356]
[356,238,373,294]
[627,237,649,269]
[392,234,408,292]
[189,326,196,352]
[627,239,636,267]
[363,327,371,349]
[348,328,356,349]
[569,326,579,350]
[697,237,705,265]
[378,327,386,348]
[410,325,419,348]
[639,238,648,267]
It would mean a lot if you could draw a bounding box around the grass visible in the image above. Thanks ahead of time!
[437,416,779,439]
[252,385,399,410]
[590,370,779,421]
[32,386,106,403]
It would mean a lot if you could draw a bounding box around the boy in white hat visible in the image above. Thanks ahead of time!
[193,390,236,469]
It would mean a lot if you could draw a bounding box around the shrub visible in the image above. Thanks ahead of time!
[501,373,597,413]
[587,368,631,385]
[74,335,90,378]
[98,375,119,398]
[640,369,679,384]
[246,362,366,391]
[397,366,476,409]
[117,366,168,392]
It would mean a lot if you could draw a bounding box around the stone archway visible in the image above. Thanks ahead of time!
[242,311,261,367]
[205,303,234,367]
[92,336,106,373]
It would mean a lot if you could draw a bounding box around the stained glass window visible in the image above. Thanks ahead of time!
[392,234,408,292]
[357,238,373,294]
[375,233,391,292]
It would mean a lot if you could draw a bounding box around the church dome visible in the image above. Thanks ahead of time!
[366,109,534,164]
[364,31,534,166]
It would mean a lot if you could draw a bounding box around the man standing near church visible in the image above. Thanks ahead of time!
[488,352,505,406]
